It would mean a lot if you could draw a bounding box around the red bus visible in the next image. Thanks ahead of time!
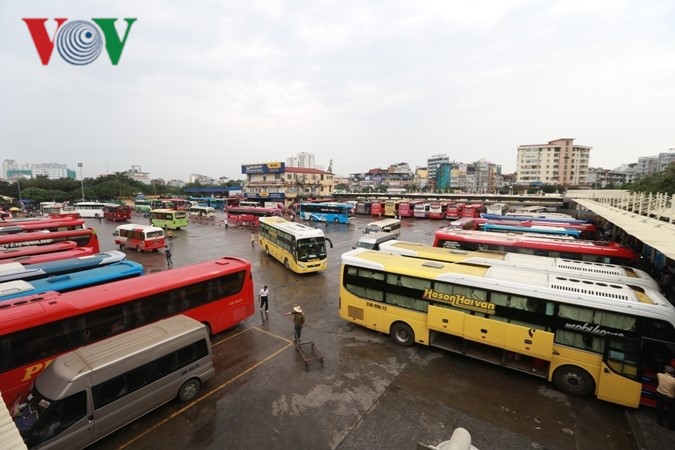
[103,204,132,222]
[0,228,100,253]
[225,206,282,228]
[445,202,465,219]
[370,201,385,217]
[0,247,95,265]
[0,241,79,260]
[401,200,423,218]
[0,256,254,409]
[462,203,487,218]
[433,228,637,265]
[428,201,449,220]
[0,218,85,235]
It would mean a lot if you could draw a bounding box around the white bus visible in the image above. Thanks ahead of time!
[377,240,660,291]
[188,206,216,219]
[413,202,430,219]
[364,219,401,237]
[258,216,333,274]
[113,224,166,252]
[73,202,107,219]
[14,315,215,450]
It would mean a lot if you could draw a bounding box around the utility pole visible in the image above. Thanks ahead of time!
[78,162,85,201]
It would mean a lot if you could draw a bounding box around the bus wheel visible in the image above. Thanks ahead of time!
[334,218,339,223]
[119,244,124,250]
[265,246,270,256]
[178,378,201,402]
[284,259,290,269]
[553,365,595,397]
[390,322,415,347]
[136,246,142,252]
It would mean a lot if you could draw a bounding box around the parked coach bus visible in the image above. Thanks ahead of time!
[339,248,675,408]
[0,250,126,283]
[0,247,95,265]
[469,218,598,240]
[433,228,637,266]
[0,228,101,253]
[258,216,333,273]
[377,240,660,291]
[0,256,253,409]
[413,202,430,219]
[0,218,85,235]
[14,315,215,450]
[399,200,422,218]
[481,223,582,239]
[114,224,166,252]
[0,261,144,302]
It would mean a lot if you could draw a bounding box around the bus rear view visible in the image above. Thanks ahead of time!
[14,315,215,450]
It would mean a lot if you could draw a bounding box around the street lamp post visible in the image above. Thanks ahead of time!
[78,162,85,201]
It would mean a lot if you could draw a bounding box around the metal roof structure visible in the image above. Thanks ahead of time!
[573,198,675,261]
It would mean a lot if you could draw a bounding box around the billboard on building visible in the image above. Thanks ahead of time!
[241,162,285,174]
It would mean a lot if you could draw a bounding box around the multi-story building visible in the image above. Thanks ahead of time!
[426,154,449,191]
[516,138,591,186]
[125,165,151,185]
[30,162,73,180]
[349,163,414,192]
[659,149,675,172]
[286,152,316,169]
[243,162,334,206]
[2,159,19,179]
[435,159,501,193]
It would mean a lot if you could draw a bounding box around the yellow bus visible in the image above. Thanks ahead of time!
[377,240,660,291]
[339,248,675,408]
[384,199,405,217]
[258,216,333,273]
[150,209,189,230]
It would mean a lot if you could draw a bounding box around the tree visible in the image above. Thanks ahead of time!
[624,163,675,195]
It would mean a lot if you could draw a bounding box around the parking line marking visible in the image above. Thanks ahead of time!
[118,328,293,449]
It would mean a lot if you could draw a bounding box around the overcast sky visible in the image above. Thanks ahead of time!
[1,0,674,181]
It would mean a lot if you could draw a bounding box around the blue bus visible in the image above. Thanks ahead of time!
[297,202,354,224]
[0,250,127,283]
[0,260,144,302]
[481,223,581,238]
[188,196,226,210]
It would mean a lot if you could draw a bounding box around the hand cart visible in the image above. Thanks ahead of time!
[294,333,324,371]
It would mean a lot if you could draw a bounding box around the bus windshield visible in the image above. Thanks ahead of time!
[297,238,326,261]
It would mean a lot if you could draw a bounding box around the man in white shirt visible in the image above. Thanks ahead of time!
[258,285,269,313]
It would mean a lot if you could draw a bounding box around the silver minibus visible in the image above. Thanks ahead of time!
[354,231,399,250]
[364,218,401,237]
[14,315,215,450]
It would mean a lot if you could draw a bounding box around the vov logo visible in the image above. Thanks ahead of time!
[23,18,137,65]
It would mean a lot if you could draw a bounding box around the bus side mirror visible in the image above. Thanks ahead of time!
[326,238,334,249]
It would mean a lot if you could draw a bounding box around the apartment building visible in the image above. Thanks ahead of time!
[516,138,591,186]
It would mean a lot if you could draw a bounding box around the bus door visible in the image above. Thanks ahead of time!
[597,336,642,407]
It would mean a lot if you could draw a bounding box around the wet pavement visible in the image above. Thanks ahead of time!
[81,213,675,450]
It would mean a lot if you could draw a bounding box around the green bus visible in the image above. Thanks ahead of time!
[150,209,188,230]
